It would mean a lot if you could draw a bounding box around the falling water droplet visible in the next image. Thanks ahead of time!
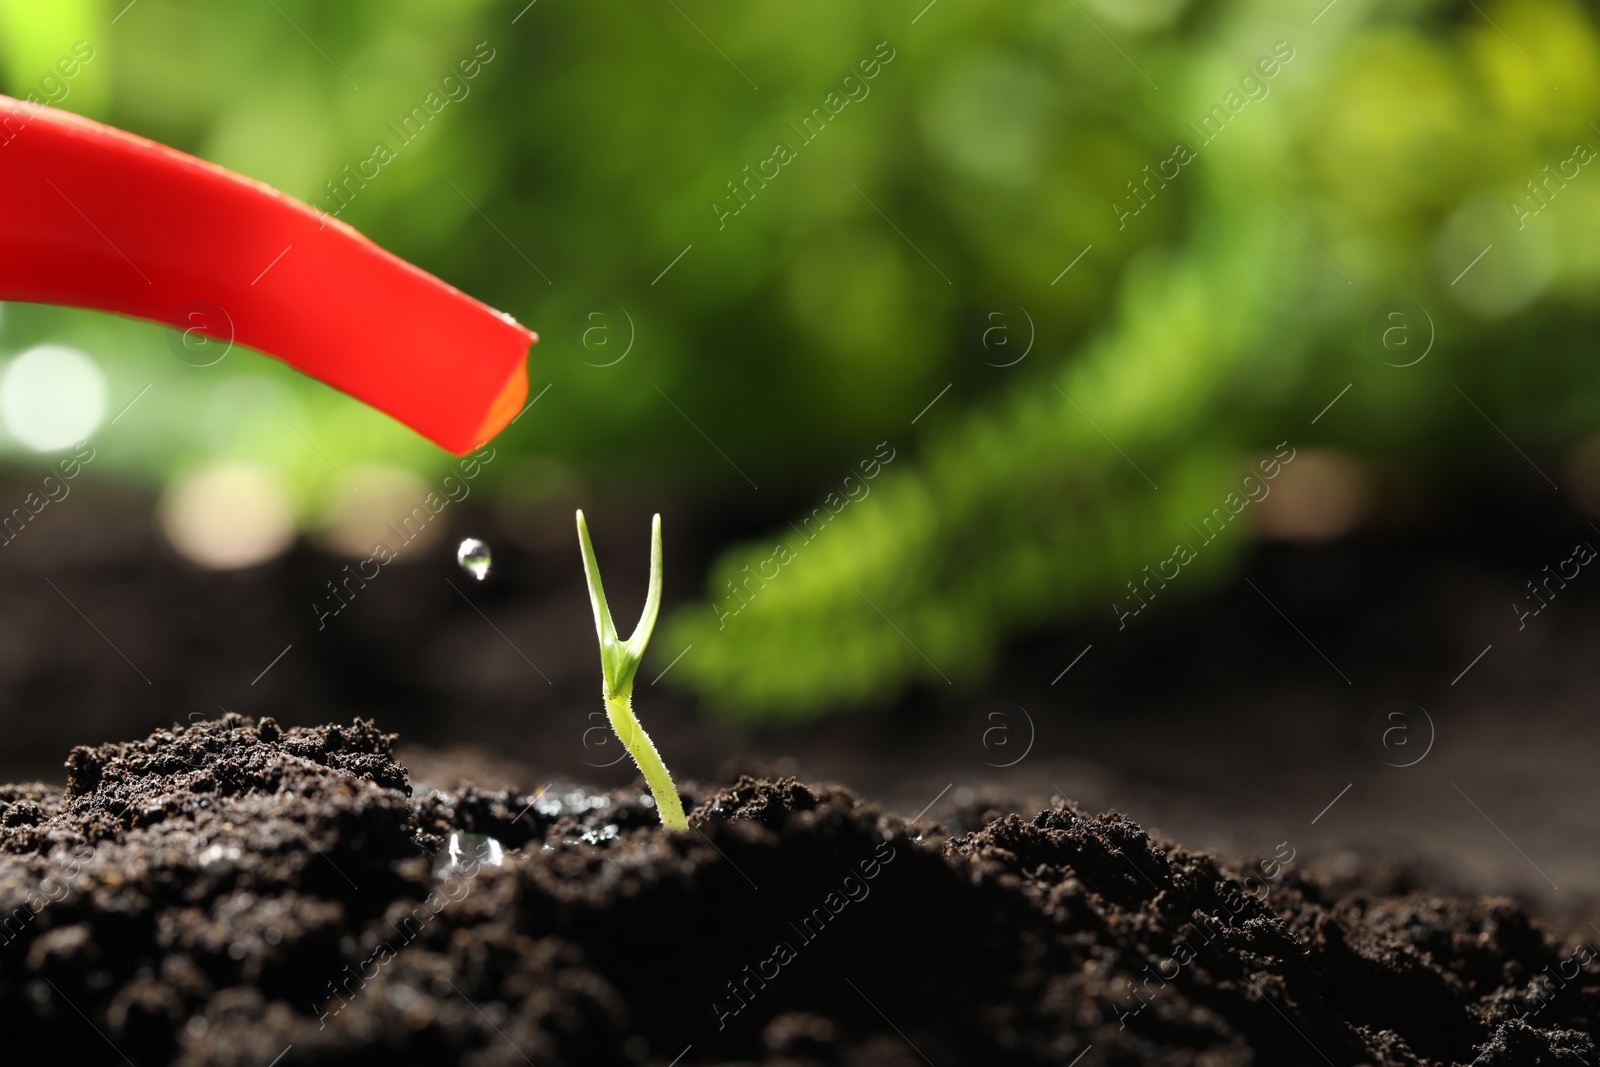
[456,538,491,581]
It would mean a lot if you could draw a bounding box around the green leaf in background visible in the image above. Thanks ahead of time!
[0,0,110,116]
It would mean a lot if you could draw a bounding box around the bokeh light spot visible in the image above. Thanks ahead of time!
[158,462,295,570]
[0,344,107,452]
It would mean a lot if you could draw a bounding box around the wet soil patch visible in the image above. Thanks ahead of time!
[0,714,1595,1065]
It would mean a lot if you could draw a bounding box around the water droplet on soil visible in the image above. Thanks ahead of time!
[198,842,240,877]
[456,538,492,581]
[431,831,506,878]
[533,788,612,818]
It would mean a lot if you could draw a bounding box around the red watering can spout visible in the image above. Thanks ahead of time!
[0,95,536,455]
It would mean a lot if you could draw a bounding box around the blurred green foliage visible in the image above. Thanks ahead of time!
[3,0,1600,716]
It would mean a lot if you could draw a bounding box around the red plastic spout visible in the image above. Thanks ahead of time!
[0,95,536,455]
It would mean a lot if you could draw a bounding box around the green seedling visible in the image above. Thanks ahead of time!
[576,510,688,831]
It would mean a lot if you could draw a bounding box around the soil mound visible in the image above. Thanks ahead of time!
[0,714,1594,1065]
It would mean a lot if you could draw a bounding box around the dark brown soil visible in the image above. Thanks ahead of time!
[1,715,1596,1066]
